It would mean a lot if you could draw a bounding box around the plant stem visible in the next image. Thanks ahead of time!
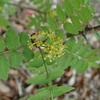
[0,46,27,55]
[39,47,54,100]
[39,47,49,77]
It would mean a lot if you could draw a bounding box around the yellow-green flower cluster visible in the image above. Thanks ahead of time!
[27,34,37,50]
[28,30,66,62]
[43,36,65,62]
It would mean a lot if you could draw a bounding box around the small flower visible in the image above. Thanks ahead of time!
[36,41,43,47]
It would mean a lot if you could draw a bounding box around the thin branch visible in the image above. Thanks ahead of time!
[67,25,100,38]
[8,2,45,14]
[0,46,27,55]
[39,47,49,77]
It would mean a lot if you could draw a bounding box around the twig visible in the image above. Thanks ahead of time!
[67,25,100,38]
[8,2,45,14]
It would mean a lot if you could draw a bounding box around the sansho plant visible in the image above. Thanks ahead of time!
[0,0,100,100]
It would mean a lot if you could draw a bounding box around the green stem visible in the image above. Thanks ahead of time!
[39,47,49,77]
[0,46,27,55]
[39,47,54,100]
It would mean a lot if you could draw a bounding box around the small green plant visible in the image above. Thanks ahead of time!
[0,0,100,100]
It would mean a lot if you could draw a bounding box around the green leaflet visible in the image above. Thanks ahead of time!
[40,26,49,32]
[5,28,19,50]
[63,22,78,34]
[0,16,9,27]
[31,67,45,75]
[77,10,89,24]
[0,55,9,80]
[70,56,79,70]
[28,90,50,100]
[71,38,84,53]
[72,0,80,10]
[45,57,56,65]
[76,60,84,73]
[34,0,42,4]
[88,62,99,68]
[55,29,66,39]
[47,16,57,30]
[79,62,88,73]
[82,6,93,19]
[64,54,74,69]
[63,0,73,15]
[27,74,48,84]
[25,57,43,68]
[28,16,40,29]
[37,85,57,92]
[9,51,22,68]
[88,56,100,62]
[0,1,5,6]
[78,44,91,56]
[65,37,76,51]
[57,5,66,22]
[84,49,99,59]
[19,32,29,46]
[0,37,5,52]
[38,0,50,10]
[87,4,95,14]
[79,0,85,6]
[43,4,51,13]
[52,86,74,97]
[57,54,67,67]
[34,50,40,58]
[71,16,82,31]
[30,69,40,74]
[28,86,74,100]
[27,70,64,84]
[49,70,64,81]
[27,21,34,28]
[23,48,34,60]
